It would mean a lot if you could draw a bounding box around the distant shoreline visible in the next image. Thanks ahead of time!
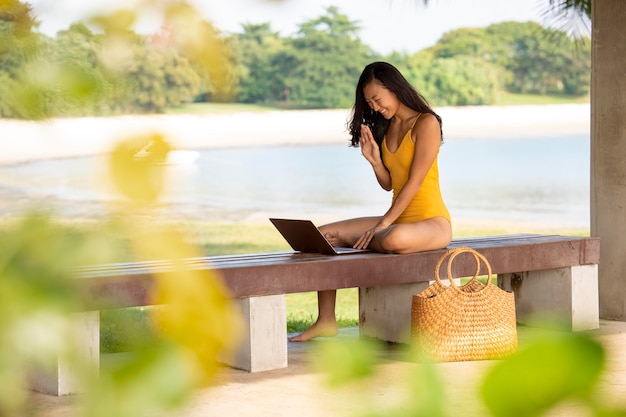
[0,103,590,165]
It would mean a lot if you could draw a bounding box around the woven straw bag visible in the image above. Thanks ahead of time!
[411,246,518,362]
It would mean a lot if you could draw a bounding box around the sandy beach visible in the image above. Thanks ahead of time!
[0,103,589,165]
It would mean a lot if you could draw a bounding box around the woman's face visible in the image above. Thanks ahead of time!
[363,79,398,119]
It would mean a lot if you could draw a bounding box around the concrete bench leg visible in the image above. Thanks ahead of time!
[222,295,287,372]
[359,282,430,344]
[29,311,100,396]
[498,265,599,331]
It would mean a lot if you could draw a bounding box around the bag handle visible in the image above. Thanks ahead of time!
[433,246,493,293]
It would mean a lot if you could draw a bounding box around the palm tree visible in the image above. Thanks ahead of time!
[546,0,591,18]
[417,0,592,37]
[541,0,591,39]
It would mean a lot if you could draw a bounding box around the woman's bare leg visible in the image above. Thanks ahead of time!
[320,216,383,248]
[289,217,451,342]
[370,217,452,254]
[288,290,338,342]
[289,217,380,342]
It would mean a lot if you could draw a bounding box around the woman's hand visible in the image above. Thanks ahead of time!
[354,223,387,249]
[359,124,381,166]
[360,123,392,191]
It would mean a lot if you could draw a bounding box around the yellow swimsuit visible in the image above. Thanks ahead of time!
[381,117,451,224]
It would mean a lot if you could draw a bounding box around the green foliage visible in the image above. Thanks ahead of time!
[47,20,205,115]
[112,37,202,113]
[0,5,243,416]
[482,331,605,417]
[405,54,502,106]
[282,7,376,108]
[0,1,226,118]
[316,339,475,417]
[231,7,376,108]
[0,159,242,417]
[0,4,591,116]
[0,215,124,414]
[369,363,448,417]
[423,21,590,102]
[83,341,196,417]
[314,338,382,387]
[312,329,624,417]
[0,3,47,118]
[230,23,285,104]
[548,0,591,18]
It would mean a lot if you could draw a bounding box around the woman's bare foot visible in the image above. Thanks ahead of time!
[288,318,339,342]
[324,231,356,248]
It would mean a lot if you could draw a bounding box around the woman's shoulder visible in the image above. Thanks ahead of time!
[415,112,439,127]
[413,112,441,137]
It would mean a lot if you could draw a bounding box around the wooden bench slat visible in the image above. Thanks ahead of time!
[76,234,599,310]
[75,234,561,276]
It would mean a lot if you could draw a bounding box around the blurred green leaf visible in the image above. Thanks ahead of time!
[83,342,194,417]
[57,62,103,99]
[594,410,626,417]
[90,9,137,35]
[109,134,172,204]
[130,224,242,383]
[481,331,605,417]
[360,360,449,417]
[164,2,233,101]
[314,338,381,387]
[0,215,105,311]
[402,362,449,417]
[0,214,123,413]
[0,354,27,415]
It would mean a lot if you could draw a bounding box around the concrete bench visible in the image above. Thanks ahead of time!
[33,234,599,395]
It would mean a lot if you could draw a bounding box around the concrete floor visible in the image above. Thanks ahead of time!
[26,320,626,417]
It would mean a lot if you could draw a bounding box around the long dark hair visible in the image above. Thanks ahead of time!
[348,62,443,151]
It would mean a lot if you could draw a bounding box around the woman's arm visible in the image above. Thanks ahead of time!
[353,114,441,249]
[380,113,441,227]
[359,124,392,191]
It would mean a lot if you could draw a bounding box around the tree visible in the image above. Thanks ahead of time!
[227,7,377,108]
[541,0,591,40]
[427,21,590,98]
[180,20,237,102]
[41,23,111,116]
[403,52,501,106]
[122,38,202,113]
[230,23,285,103]
[430,27,491,59]
[281,7,376,108]
[496,22,590,95]
[0,0,45,118]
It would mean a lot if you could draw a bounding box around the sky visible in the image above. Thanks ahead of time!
[29,0,551,54]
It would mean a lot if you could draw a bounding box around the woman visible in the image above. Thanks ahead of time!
[289,61,452,342]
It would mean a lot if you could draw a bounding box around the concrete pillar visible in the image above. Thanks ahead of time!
[499,266,599,331]
[222,295,288,372]
[359,282,430,344]
[591,0,626,319]
[29,311,100,396]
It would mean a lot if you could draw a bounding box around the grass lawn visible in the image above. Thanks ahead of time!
[497,92,589,105]
[165,102,282,114]
[100,221,589,352]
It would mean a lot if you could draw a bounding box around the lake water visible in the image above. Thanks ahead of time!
[0,134,590,230]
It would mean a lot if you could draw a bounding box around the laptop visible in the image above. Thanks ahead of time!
[269,218,372,255]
